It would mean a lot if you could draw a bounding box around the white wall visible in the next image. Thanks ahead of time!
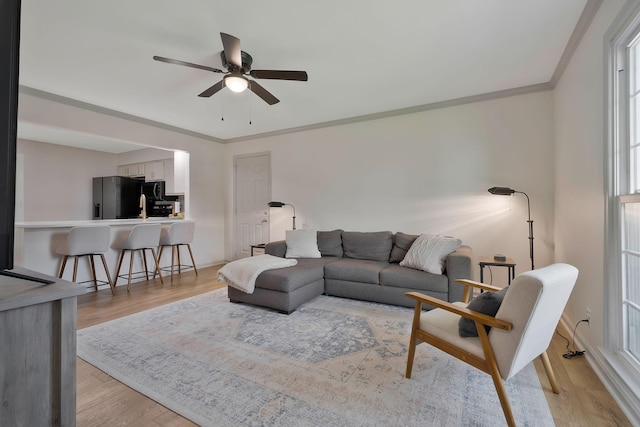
[224,91,555,284]
[17,139,117,221]
[18,92,227,266]
[554,0,640,422]
[554,0,624,352]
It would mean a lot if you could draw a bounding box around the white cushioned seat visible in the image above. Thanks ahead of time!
[56,225,114,294]
[113,224,163,290]
[156,221,197,281]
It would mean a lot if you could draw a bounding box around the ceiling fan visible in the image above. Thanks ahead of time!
[153,32,308,105]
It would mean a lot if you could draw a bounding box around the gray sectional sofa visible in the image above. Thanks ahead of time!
[227,230,473,313]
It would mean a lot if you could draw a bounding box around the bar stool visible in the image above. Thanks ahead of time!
[156,221,198,281]
[113,224,163,291]
[56,225,115,294]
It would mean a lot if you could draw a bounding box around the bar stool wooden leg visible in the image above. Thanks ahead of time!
[100,254,115,295]
[141,249,150,281]
[127,249,135,291]
[154,246,165,279]
[114,250,125,288]
[150,248,163,285]
[170,245,176,281]
[176,245,182,274]
[72,256,80,282]
[89,255,98,291]
[58,255,69,278]
[187,244,198,276]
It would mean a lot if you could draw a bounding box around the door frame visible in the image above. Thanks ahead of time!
[233,151,271,259]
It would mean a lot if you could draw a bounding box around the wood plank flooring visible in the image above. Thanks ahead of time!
[76,265,631,426]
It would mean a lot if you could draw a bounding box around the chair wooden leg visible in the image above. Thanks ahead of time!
[127,249,135,291]
[150,248,163,284]
[186,244,198,276]
[488,365,515,427]
[114,250,125,288]
[58,255,68,278]
[540,351,560,394]
[477,322,516,427]
[89,254,98,291]
[72,256,79,282]
[100,254,115,295]
[405,301,423,378]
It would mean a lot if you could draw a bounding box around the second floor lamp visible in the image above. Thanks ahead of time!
[488,187,534,270]
[267,201,296,230]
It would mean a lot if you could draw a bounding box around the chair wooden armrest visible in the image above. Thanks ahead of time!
[455,279,503,303]
[405,291,512,331]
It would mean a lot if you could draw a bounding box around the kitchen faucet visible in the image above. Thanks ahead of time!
[139,193,147,220]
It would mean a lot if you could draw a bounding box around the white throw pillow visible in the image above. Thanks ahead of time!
[285,229,321,258]
[399,234,462,274]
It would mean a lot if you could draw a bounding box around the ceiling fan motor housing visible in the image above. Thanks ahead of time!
[221,50,253,73]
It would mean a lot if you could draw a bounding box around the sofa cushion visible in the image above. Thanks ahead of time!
[389,232,418,263]
[317,229,343,257]
[379,264,449,293]
[342,231,393,261]
[255,257,336,292]
[400,234,462,274]
[458,287,508,337]
[324,258,389,284]
[285,229,321,258]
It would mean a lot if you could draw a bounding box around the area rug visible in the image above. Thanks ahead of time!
[76,289,554,426]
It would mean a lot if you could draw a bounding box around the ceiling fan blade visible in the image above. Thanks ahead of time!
[153,56,224,73]
[250,70,308,81]
[220,32,242,68]
[249,80,280,105]
[198,80,225,97]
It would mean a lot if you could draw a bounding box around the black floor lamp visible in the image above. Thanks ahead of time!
[488,187,534,270]
[268,201,296,230]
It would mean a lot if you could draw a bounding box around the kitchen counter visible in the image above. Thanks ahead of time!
[15,217,184,229]
[13,218,190,289]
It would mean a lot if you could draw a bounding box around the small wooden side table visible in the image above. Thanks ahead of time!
[250,243,266,256]
[479,256,516,285]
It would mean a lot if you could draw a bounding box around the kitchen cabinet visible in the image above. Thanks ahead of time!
[117,161,165,181]
[117,163,145,177]
[164,159,175,194]
[145,161,165,181]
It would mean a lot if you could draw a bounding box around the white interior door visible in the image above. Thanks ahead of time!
[235,154,270,259]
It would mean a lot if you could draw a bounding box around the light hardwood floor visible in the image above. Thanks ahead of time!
[76,265,631,426]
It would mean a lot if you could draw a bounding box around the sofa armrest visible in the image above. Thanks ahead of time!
[445,245,473,302]
[265,240,287,258]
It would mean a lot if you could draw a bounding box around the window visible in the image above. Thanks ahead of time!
[608,3,640,382]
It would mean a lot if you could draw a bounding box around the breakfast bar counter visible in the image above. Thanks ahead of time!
[14,218,187,290]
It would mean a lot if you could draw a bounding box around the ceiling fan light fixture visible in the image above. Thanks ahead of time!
[224,75,249,93]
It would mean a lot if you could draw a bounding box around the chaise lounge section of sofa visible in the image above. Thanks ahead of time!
[227,229,473,314]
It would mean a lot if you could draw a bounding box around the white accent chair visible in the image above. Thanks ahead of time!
[56,225,115,294]
[405,263,578,427]
[155,221,198,281]
[113,224,163,291]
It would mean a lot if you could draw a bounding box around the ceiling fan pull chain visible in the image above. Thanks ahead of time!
[221,93,225,121]
[249,96,252,125]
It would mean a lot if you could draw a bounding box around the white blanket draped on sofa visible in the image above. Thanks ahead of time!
[217,254,297,294]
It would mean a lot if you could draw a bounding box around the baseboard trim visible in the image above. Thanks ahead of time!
[558,315,640,425]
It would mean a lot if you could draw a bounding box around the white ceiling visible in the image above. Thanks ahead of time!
[17,0,592,146]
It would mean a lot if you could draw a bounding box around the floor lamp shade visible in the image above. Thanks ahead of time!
[268,201,296,230]
[487,187,534,270]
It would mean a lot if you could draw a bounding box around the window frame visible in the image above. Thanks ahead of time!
[605,0,640,387]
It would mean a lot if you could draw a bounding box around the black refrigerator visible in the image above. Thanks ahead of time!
[93,176,143,219]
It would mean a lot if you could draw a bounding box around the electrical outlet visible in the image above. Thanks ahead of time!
[585,308,591,323]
